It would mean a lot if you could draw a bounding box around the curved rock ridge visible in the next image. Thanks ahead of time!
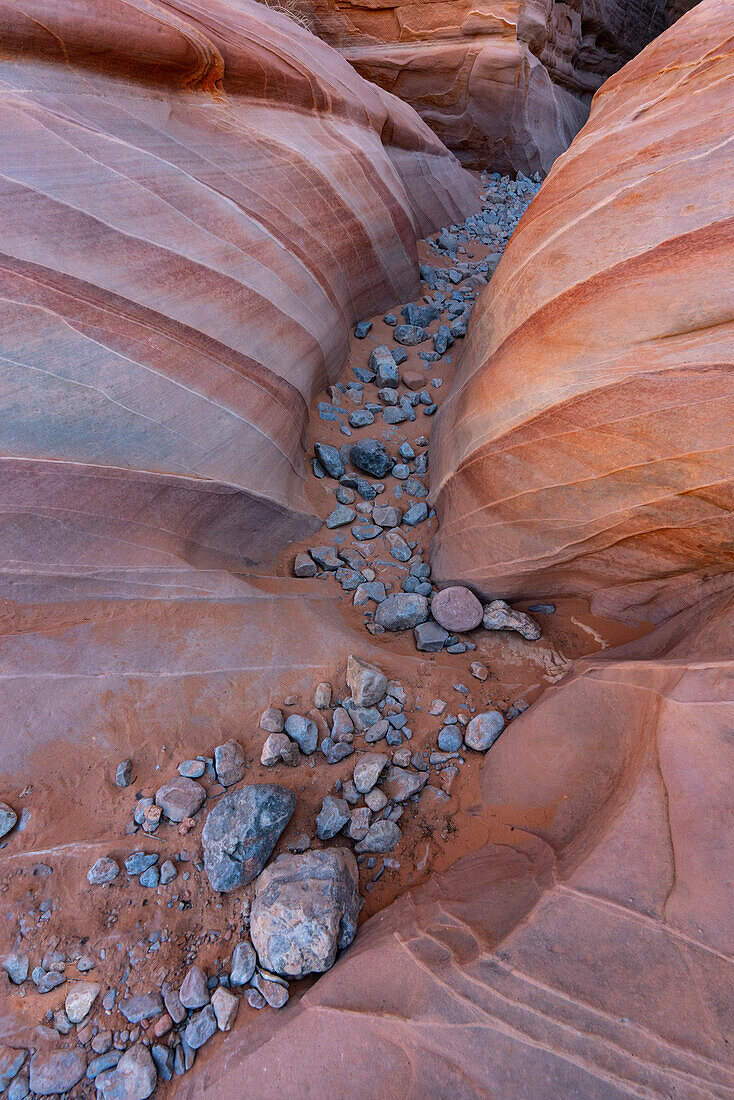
[277,0,693,173]
[0,0,476,587]
[168,586,734,1099]
[430,0,734,624]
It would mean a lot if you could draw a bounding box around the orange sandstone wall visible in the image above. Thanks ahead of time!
[430,0,734,624]
[0,0,477,586]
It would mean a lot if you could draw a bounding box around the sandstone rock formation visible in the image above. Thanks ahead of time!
[281,0,694,172]
[0,0,476,586]
[431,0,733,624]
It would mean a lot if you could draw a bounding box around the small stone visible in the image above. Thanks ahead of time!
[332,707,354,739]
[528,603,555,614]
[314,443,345,479]
[0,803,18,839]
[29,1050,86,1096]
[86,1052,121,1080]
[184,1005,217,1050]
[250,849,359,978]
[402,502,428,526]
[260,707,284,733]
[346,655,387,706]
[347,806,371,840]
[0,1047,28,1091]
[372,505,401,527]
[178,760,206,778]
[313,682,332,709]
[322,740,354,764]
[246,989,266,1010]
[95,1043,156,1099]
[386,531,411,562]
[163,988,186,1024]
[382,765,428,802]
[375,594,429,631]
[365,788,388,811]
[8,1074,29,1100]
[354,581,386,605]
[202,784,296,892]
[180,965,209,1010]
[355,820,401,854]
[115,760,132,788]
[150,1045,173,1083]
[214,739,246,787]
[483,600,541,640]
[261,733,300,767]
[34,971,65,994]
[470,661,488,681]
[350,439,392,478]
[364,718,389,743]
[414,621,449,651]
[464,711,506,751]
[342,779,361,805]
[2,952,29,984]
[393,324,429,345]
[349,410,374,428]
[92,1032,113,1055]
[153,1014,172,1038]
[309,546,341,570]
[354,321,372,339]
[316,795,350,840]
[211,987,239,1031]
[119,993,164,1024]
[159,859,177,885]
[125,852,158,875]
[155,776,205,822]
[353,752,388,794]
[326,504,356,528]
[251,972,289,1009]
[289,833,311,853]
[65,981,100,1024]
[431,586,484,632]
[230,942,257,986]
[284,714,318,755]
[438,726,463,752]
[294,553,317,578]
[352,522,382,540]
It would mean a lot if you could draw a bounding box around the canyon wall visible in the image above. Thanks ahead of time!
[0,0,476,587]
[430,0,733,624]
[281,0,695,172]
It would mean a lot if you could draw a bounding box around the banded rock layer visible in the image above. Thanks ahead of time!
[430,0,734,624]
[0,0,476,590]
[281,0,691,172]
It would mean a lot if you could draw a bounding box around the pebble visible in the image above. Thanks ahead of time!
[350,438,392,478]
[184,1005,218,1050]
[353,752,388,794]
[29,1050,86,1096]
[346,654,387,706]
[309,545,341,570]
[393,326,428,347]
[470,661,488,681]
[251,972,289,1008]
[125,852,158,875]
[354,321,372,338]
[373,505,401,527]
[382,765,428,802]
[155,776,205,822]
[402,502,428,525]
[115,760,132,788]
[178,759,206,778]
[314,442,345,479]
[293,552,317,577]
[284,714,318,755]
[386,531,411,561]
[96,1043,157,1099]
[2,952,29,984]
[163,988,186,1024]
[212,987,239,1031]
[86,854,120,888]
[464,711,506,751]
[65,981,100,1024]
[365,788,388,812]
[354,581,386,605]
[313,681,332,708]
[180,965,210,1010]
[414,620,449,651]
[230,942,257,986]
[375,593,429,631]
[246,989,266,1009]
[34,970,65,994]
[438,726,463,752]
[316,795,350,840]
[528,603,555,614]
[259,706,284,733]
[160,859,177,884]
[86,1052,121,1080]
[0,803,18,839]
[355,820,401,854]
[214,739,246,787]
[364,718,389,743]
[347,806,371,840]
[321,739,354,764]
[120,993,164,1023]
[261,732,299,767]
[352,523,382,541]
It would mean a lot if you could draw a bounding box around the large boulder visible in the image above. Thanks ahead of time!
[250,849,359,978]
[202,785,296,892]
[431,1,734,625]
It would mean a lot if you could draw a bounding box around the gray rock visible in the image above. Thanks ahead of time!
[65,981,100,1024]
[163,988,186,1024]
[7,1074,29,1100]
[368,345,399,388]
[414,620,449,652]
[375,594,429,631]
[0,803,17,839]
[326,504,356,528]
[404,475,427,497]
[125,852,158,875]
[355,820,401,853]
[331,707,354,739]
[308,546,340,570]
[34,970,65,994]
[180,965,209,1010]
[354,581,386,605]
[393,324,429,345]
[2,952,29,984]
[261,733,300,767]
[438,725,463,752]
[178,759,206,778]
[353,752,388,794]
[364,718,389,743]
[353,523,382,540]
[373,505,401,527]
[316,795,350,840]
[346,654,387,706]
[354,321,372,339]
[95,1043,157,1100]
[214,740,246,787]
[184,1006,217,1050]
[140,866,159,889]
[150,1045,173,1083]
[87,857,120,886]
[250,971,289,1008]
[364,788,388,811]
[336,485,355,505]
[294,552,317,577]
[349,410,374,428]
[382,765,428,802]
[259,707,284,733]
[321,740,354,764]
[155,776,205,823]
[483,600,541,640]
[250,849,359,978]
[314,443,344,479]
[211,986,239,1031]
[120,992,164,1023]
[202,784,296,892]
[246,989,267,1010]
[86,1052,121,1080]
[350,439,392,478]
[159,859,177,885]
[401,302,438,327]
[115,760,132,788]
[284,714,317,755]
[0,1047,28,1091]
[386,531,411,562]
[528,603,555,614]
[230,942,257,986]
[382,406,408,425]
[464,711,506,751]
[402,502,428,526]
[346,806,371,840]
[29,1050,86,1096]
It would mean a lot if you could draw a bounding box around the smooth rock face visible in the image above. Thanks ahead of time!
[0,0,476,596]
[431,587,483,632]
[202,785,296,892]
[431,2,734,624]
[281,0,690,172]
[250,849,359,978]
